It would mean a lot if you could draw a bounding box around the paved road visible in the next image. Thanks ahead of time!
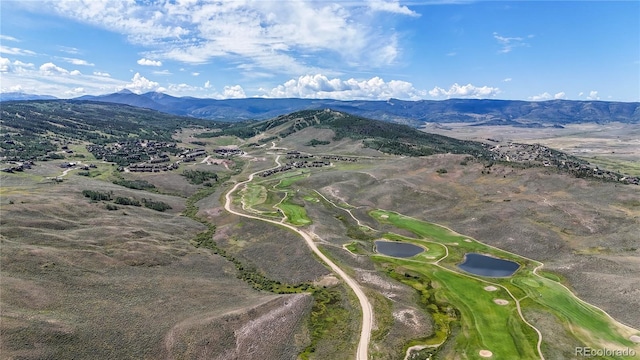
[223,156,373,360]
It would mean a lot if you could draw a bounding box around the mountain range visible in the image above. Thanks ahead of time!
[2,90,639,127]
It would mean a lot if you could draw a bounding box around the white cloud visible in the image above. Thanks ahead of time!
[264,74,426,100]
[93,71,111,77]
[529,92,552,101]
[64,87,85,96]
[0,57,34,73]
[0,35,19,42]
[192,72,200,76]
[529,91,567,101]
[204,80,212,89]
[137,58,162,66]
[40,62,70,75]
[493,32,530,54]
[428,83,500,99]
[58,46,81,55]
[1,61,128,98]
[153,69,172,75]
[578,91,584,97]
[503,77,512,82]
[367,0,420,17]
[123,72,161,94]
[168,83,197,92]
[221,85,246,99]
[63,57,94,66]
[0,45,36,56]
[0,57,10,72]
[586,90,599,100]
[45,0,406,75]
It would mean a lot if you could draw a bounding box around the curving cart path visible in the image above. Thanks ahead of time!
[223,156,373,360]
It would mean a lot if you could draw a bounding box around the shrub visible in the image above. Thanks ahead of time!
[105,203,119,211]
[82,190,112,201]
[182,169,218,185]
[436,168,448,174]
[305,139,330,146]
[113,179,156,190]
[142,198,172,212]
[114,196,141,206]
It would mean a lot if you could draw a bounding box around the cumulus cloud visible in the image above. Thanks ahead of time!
[264,74,426,100]
[204,80,212,89]
[93,71,111,77]
[586,90,599,100]
[123,72,161,93]
[0,57,34,73]
[137,58,162,66]
[529,91,567,101]
[493,32,531,54]
[428,83,500,99]
[40,62,70,75]
[221,85,246,99]
[367,0,420,17]
[0,57,10,72]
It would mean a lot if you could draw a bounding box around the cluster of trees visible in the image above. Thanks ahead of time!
[82,190,112,201]
[82,189,171,212]
[305,139,331,146]
[0,134,59,161]
[182,169,218,185]
[141,198,172,212]
[113,179,156,190]
[114,196,141,206]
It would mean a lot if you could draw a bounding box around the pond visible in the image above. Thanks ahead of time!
[458,253,520,277]
[375,240,424,258]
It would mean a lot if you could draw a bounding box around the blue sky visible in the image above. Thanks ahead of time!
[1,0,638,101]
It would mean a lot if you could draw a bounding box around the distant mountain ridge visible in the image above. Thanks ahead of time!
[3,91,639,126]
[0,92,58,101]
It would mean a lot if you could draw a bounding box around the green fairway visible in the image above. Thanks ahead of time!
[369,209,640,359]
[278,201,312,225]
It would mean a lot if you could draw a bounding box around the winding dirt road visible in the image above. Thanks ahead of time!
[223,156,373,360]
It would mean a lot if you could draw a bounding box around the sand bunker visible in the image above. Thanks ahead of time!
[479,350,493,358]
[484,286,498,292]
[493,299,509,305]
[464,239,472,243]
[380,214,389,219]
[630,335,640,343]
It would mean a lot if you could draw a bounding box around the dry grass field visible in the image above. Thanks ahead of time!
[0,163,312,359]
